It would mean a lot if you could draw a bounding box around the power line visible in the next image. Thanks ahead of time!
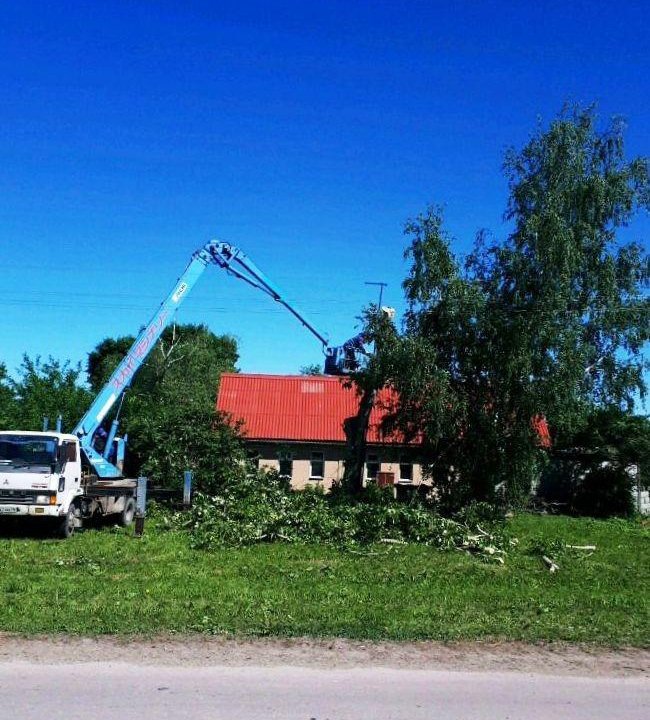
[3,289,362,307]
[0,300,345,316]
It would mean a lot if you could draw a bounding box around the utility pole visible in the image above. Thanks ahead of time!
[365,281,387,307]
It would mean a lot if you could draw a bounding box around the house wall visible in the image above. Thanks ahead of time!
[248,441,423,491]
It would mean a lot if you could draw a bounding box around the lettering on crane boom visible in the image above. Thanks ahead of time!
[172,282,188,303]
[111,310,168,391]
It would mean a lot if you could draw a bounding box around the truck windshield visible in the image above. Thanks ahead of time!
[0,435,58,471]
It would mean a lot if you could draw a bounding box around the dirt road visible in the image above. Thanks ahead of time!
[1,634,648,675]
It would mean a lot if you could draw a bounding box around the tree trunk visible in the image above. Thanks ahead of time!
[343,387,376,495]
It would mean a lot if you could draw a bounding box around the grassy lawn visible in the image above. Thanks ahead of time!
[0,513,647,645]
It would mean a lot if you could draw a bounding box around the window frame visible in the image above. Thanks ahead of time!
[309,451,325,480]
[278,449,293,478]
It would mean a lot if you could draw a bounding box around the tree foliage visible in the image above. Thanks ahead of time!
[87,336,134,393]
[130,404,248,493]
[88,323,241,489]
[0,362,17,430]
[0,356,91,432]
[300,363,323,376]
[358,106,649,510]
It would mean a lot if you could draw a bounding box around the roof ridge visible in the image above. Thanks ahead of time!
[220,372,346,381]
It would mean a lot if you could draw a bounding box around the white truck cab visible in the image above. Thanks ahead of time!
[0,431,135,537]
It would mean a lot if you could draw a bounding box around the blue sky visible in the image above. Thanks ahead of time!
[1,2,648,394]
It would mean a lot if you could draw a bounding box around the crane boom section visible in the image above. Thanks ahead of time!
[73,246,214,440]
[207,243,330,347]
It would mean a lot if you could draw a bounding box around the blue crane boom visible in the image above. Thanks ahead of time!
[74,240,357,479]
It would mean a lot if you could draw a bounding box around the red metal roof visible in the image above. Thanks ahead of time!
[216,373,401,444]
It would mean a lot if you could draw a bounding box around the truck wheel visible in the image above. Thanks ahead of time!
[58,504,78,539]
[119,498,136,527]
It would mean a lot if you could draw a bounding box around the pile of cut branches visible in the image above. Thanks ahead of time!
[172,472,512,562]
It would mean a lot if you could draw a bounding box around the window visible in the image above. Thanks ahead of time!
[278,450,293,478]
[399,456,413,483]
[0,435,58,468]
[366,454,380,480]
[65,442,77,462]
[310,451,324,479]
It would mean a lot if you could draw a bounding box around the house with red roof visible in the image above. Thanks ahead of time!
[216,373,423,490]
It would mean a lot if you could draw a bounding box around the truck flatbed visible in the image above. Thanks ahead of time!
[84,479,137,496]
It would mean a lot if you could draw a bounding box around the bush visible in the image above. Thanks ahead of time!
[131,407,249,493]
[537,459,635,518]
[572,464,635,518]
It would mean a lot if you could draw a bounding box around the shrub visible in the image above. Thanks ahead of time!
[537,459,635,518]
[572,464,635,518]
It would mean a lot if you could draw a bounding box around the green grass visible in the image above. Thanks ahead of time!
[0,514,648,645]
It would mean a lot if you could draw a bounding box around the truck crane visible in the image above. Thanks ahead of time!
[0,240,369,537]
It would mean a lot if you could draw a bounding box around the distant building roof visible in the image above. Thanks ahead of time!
[216,373,403,444]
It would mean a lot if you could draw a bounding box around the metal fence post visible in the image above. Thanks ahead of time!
[183,470,193,508]
[135,476,148,537]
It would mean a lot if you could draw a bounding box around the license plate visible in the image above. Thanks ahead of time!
[0,506,20,514]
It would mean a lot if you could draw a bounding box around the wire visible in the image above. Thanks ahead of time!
[2,289,359,306]
[3,295,650,316]
[0,300,343,316]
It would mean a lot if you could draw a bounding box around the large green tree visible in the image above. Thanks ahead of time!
[356,107,649,508]
[88,323,242,490]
